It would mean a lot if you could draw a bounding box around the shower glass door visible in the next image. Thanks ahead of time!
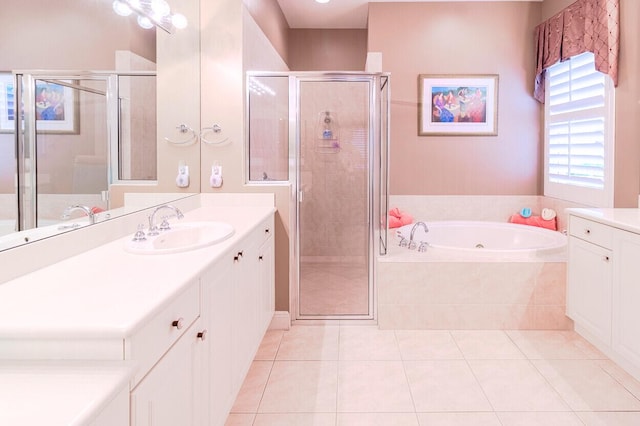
[298,78,371,317]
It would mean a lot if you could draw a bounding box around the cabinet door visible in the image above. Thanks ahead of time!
[231,240,260,390]
[201,259,234,426]
[258,236,275,333]
[613,229,640,366]
[130,318,205,426]
[567,236,612,345]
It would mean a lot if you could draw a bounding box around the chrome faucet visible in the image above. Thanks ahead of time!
[62,204,96,225]
[408,221,429,250]
[148,204,184,236]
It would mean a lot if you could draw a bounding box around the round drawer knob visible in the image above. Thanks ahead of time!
[197,330,208,341]
[584,228,591,235]
[265,228,270,234]
[172,317,184,330]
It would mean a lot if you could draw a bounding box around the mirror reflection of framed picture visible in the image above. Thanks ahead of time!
[0,73,79,134]
[418,74,498,136]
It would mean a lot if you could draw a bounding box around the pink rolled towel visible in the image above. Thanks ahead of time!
[388,208,413,229]
[509,214,557,231]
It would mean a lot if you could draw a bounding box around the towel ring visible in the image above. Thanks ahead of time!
[164,124,198,146]
[201,123,230,146]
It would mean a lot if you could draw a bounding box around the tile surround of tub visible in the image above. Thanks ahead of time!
[378,261,572,330]
[379,195,575,330]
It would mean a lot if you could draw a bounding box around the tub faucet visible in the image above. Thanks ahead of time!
[148,204,184,236]
[409,221,429,250]
[62,204,96,225]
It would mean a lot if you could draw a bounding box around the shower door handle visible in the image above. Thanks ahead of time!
[298,190,304,202]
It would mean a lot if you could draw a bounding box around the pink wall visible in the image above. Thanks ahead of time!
[288,29,367,71]
[243,0,290,64]
[368,2,542,196]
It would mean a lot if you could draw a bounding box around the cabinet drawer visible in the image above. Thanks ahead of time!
[569,216,613,248]
[125,282,199,386]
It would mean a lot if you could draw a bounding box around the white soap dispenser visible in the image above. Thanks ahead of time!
[176,162,190,188]
[210,164,223,188]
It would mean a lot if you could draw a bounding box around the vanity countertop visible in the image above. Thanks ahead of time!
[0,203,275,340]
[0,360,134,425]
[566,208,640,235]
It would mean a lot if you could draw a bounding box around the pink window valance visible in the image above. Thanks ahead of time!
[534,0,619,103]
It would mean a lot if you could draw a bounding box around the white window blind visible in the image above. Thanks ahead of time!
[544,52,615,207]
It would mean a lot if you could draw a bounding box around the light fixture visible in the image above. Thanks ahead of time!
[113,0,132,16]
[112,0,188,33]
[150,0,171,18]
[316,0,331,3]
[137,15,154,29]
[171,13,188,30]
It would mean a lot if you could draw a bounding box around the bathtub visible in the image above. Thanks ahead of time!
[378,221,571,330]
[394,220,567,257]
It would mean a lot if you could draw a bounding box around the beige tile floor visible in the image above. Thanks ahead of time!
[225,326,640,426]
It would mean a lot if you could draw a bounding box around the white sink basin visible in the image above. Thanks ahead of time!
[125,221,235,254]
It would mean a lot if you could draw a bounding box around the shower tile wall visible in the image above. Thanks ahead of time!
[120,75,157,181]
[299,81,368,260]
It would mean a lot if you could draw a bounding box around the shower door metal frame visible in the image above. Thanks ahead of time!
[289,72,390,323]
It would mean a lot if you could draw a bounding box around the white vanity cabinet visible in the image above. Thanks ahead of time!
[200,215,275,425]
[567,209,640,381]
[612,229,640,370]
[0,197,276,426]
[130,317,207,426]
[567,215,613,345]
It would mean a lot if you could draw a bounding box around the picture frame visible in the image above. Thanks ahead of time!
[0,73,79,134]
[418,74,498,136]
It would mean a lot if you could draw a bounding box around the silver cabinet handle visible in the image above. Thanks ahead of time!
[197,330,207,341]
[172,318,184,330]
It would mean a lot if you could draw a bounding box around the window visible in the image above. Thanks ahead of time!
[544,52,615,207]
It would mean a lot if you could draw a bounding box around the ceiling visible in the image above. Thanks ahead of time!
[276,0,543,29]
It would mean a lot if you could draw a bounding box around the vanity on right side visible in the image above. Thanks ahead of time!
[566,208,640,382]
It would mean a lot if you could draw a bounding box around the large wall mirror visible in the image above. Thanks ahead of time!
[0,0,201,251]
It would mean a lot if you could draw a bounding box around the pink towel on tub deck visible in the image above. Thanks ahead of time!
[509,214,557,231]
[388,208,413,229]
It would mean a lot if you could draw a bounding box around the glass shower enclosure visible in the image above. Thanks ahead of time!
[247,72,389,321]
